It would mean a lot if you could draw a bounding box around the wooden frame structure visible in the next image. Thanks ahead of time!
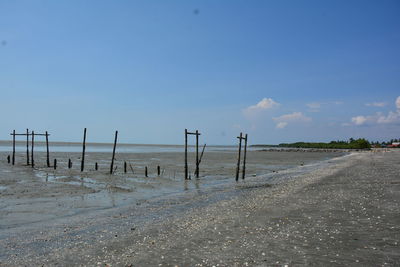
[184,129,201,180]
[10,129,51,167]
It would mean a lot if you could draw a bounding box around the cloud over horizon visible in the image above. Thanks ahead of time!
[365,102,387,107]
[351,96,400,126]
[243,98,280,122]
[273,112,311,129]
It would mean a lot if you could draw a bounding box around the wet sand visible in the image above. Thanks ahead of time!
[1,149,399,266]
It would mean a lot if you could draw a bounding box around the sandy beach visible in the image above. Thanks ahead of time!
[0,148,399,266]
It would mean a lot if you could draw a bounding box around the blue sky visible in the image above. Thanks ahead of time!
[0,0,399,145]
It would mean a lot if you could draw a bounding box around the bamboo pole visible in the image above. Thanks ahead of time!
[31,131,34,168]
[195,130,199,178]
[185,129,188,180]
[110,131,118,174]
[26,128,29,165]
[235,132,243,181]
[46,131,50,167]
[242,134,248,180]
[81,128,86,172]
[12,130,15,165]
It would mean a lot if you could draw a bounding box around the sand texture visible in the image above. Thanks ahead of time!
[0,149,399,266]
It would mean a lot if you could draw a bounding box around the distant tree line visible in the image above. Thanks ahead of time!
[278,138,371,149]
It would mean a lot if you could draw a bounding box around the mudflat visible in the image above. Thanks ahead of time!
[1,150,399,266]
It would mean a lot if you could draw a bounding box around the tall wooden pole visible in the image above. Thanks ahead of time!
[12,130,15,165]
[110,130,118,174]
[46,131,50,167]
[81,128,86,172]
[184,129,188,180]
[195,130,199,178]
[31,131,35,168]
[242,134,248,180]
[26,128,29,165]
[235,132,243,181]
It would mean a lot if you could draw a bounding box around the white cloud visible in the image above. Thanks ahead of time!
[245,98,280,112]
[273,112,311,128]
[276,122,288,129]
[351,115,368,125]
[365,102,387,107]
[243,98,280,120]
[350,97,400,126]
[306,102,321,109]
[376,111,400,124]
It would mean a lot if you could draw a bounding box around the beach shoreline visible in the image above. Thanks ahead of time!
[1,149,399,266]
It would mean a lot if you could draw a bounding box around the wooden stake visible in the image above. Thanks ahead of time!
[54,159,57,170]
[68,158,72,169]
[235,132,243,181]
[81,128,87,172]
[46,131,50,167]
[12,129,15,165]
[110,130,118,175]
[31,131,34,168]
[95,162,98,170]
[26,128,29,165]
[124,161,127,173]
[185,129,188,180]
[242,134,248,180]
[195,130,199,178]
[195,144,206,177]
[7,155,10,164]
[157,165,160,176]
[145,166,148,177]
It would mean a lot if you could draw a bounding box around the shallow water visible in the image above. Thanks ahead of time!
[0,147,344,231]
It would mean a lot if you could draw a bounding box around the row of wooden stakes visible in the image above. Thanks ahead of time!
[8,128,249,180]
[6,154,162,177]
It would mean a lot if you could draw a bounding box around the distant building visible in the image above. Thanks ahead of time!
[388,142,400,148]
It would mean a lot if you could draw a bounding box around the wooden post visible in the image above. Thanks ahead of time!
[110,130,118,175]
[95,162,98,170]
[195,144,206,177]
[242,134,248,180]
[12,129,15,165]
[124,161,127,173]
[26,128,30,165]
[46,131,50,167]
[184,129,188,180]
[145,166,148,177]
[195,130,199,178]
[68,158,72,169]
[7,155,10,164]
[235,132,243,181]
[81,128,87,172]
[53,159,57,170]
[157,165,160,176]
[31,131,34,168]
